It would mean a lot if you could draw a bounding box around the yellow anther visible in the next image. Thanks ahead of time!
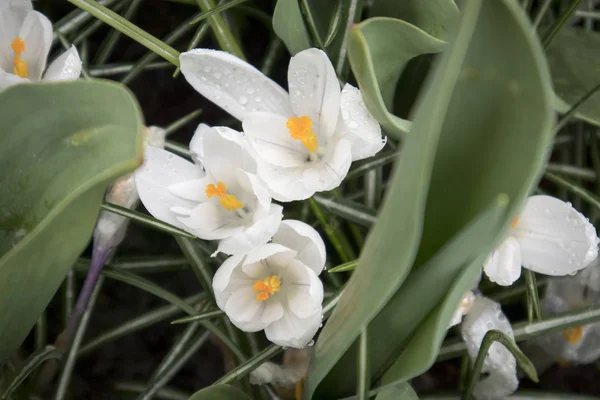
[562,326,584,345]
[205,182,243,211]
[11,38,28,78]
[253,275,281,302]
[286,116,318,153]
[510,216,519,228]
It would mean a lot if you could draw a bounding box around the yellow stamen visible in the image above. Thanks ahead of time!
[287,116,318,153]
[510,216,519,228]
[562,326,584,345]
[205,182,243,210]
[11,38,28,78]
[253,275,281,302]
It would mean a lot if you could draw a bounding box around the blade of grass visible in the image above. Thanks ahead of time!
[67,0,180,65]
[165,109,204,136]
[555,81,600,132]
[115,382,190,400]
[171,309,225,324]
[346,151,398,180]
[461,330,538,400]
[323,0,344,47]
[89,61,171,77]
[53,0,119,43]
[299,0,325,49]
[356,328,370,400]
[101,202,196,238]
[312,195,377,227]
[328,259,358,273]
[2,346,61,399]
[195,0,246,60]
[541,0,583,49]
[309,198,356,262]
[524,270,542,321]
[172,22,211,77]
[191,0,248,24]
[533,0,554,29]
[544,171,600,210]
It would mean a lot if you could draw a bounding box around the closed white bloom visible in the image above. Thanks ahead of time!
[461,296,519,400]
[250,348,311,387]
[179,48,385,201]
[135,124,282,256]
[535,265,600,364]
[0,0,81,88]
[93,126,166,252]
[213,220,326,348]
[484,195,599,286]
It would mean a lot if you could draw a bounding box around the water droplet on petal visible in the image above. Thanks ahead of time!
[238,95,248,105]
[348,121,358,129]
[203,66,211,73]
[246,88,255,94]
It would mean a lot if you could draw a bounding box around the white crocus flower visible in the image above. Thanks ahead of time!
[0,0,82,88]
[213,220,326,348]
[179,48,385,201]
[461,296,519,400]
[135,124,282,256]
[483,195,599,286]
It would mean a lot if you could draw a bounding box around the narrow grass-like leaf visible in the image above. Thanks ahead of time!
[171,309,225,324]
[544,171,600,210]
[67,0,181,65]
[190,0,248,24]
[213,344,283,385]
[101,202,196,238]
[312,195,377,227]
[272,0,311,54]
[322,0,344,47]
[1,346,61,399]
[541,0,583,49]
[165,109,203,136]
[524,270,542,322]
[309,198,355,262]
[195,0,246,60]
[555,81,600,132]
[356,329,370,400]
[189,385,251,400]
[176,237,215,295]
[346,151,398,180]
[328,260,358,273]
[462,330,538,400]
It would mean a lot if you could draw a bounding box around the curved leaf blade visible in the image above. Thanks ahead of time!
[0,80,143,362]
[188,384,251,400]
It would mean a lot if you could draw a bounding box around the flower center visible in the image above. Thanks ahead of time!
[11,38,28,78]
[510,216,519,228]
[253,275,281,302]
[562,326,583,345]
[205,182,243,211]
[286,116,318,153]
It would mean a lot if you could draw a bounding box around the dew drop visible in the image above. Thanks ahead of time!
[216,84,222,89]
[203,66,211,73]
[238,95,248,105]
[214,72,222,79]
[348,121,359,129]
[255,96,262,103]
[307,340,315,347]
[341,110,350,121]
[246,87,255,94]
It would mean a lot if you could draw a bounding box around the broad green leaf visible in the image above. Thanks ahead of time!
[304,2,481,397]
[0,81,143,363]
[347,17,446,138]
[547,27,600,127]
[309,0,554,397]
[188,385,251,400]
[375,383,419,400]
[272,0,311,55]
[370,0,459,40]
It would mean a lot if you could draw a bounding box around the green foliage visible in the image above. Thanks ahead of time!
[547,27,600,127]
[188,384,252,400]
[307,0,554,397]
[0,80,143,363]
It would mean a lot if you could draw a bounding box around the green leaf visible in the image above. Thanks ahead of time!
[547,27,600,127]
[273,0,311,55]
[347,17,446,139]
[2,346,62,399]
[188,385,251,400]
[308,0,554,396]
[374,383,419,400]
[370,0,459,40]
[0,81,143,363]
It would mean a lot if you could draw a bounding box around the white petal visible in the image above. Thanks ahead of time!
[303,138,352,194]
[216,204,283,255]
[0,5,29,71]
[265,308,322,349]
[241,260,270,279]
[168,177,211,202]
[288,48,340,139]
[338,84,385,161]
[243,112,309,168]
[283,260,324,318]
[235,169,271,212]
[483,236,522,286]
[244,242,297,266]
[213,254,246,294]
[258,299,285,326]
[202,125,258,184]
[513,195,599,276]
[255,162,312,202]
[461,296,518,400]
[179,49,293,120]
[225,287,263,323]
[18,10,52,81]
[43,45,81,81]
[272,219,326,274]
[135,147,204,229]
[176,202,245,240]
[0,69,27,89]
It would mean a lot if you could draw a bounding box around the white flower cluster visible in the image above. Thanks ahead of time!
[133,48,385,348]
